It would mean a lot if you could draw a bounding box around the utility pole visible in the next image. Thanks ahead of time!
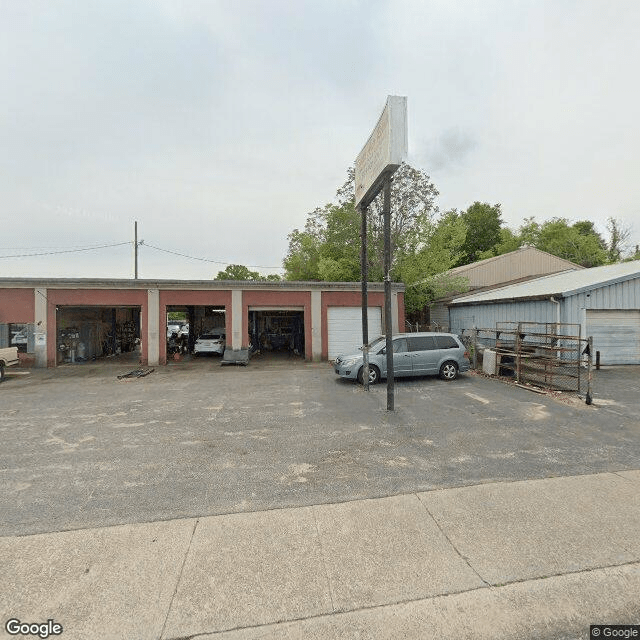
[134,221,139,279]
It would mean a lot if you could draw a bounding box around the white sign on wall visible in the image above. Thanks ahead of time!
[355,96,408,207]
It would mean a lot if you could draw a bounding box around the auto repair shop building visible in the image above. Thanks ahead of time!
[0,278,405,368]
[448,260,640,365]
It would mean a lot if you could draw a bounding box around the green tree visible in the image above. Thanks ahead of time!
[456,202,504,265]
[528,218,607,267]
[605,217,631,263]
[214,264,281,281]
[481,216,610,267]
[283,226,323,280]
[476,227,522,260]
[625,243,640,262]
[335,163,440,277]
[518,217,541,247]
[283,202,361,281]
[573,220,607,249]
[283,164,470,314]
[396,209,468,313]
[318,202,362,281]
[285,163,440,282]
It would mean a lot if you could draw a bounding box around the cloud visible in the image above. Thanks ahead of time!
[414,128,478,173]
[1,0,640,278]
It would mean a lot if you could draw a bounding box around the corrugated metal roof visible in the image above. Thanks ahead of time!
[448,246,582,280]
[450,260,640,305]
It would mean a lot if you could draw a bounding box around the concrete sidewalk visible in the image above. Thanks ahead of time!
[2,471,639,640]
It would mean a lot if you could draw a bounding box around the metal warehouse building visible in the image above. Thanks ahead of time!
[428,247,582,329]
[449,260,640,365]
[0,278,405,369]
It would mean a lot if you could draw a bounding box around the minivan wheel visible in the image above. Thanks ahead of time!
[439,361,458,381]
[358,365,380,385]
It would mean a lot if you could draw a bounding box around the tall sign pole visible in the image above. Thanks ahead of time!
[360,203,369,391]
[383,176,394,410]
[354,96,407,410]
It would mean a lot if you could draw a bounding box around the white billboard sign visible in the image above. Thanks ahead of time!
[355,96,407,207]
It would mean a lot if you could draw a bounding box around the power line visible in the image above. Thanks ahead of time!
[0,243,125,250]
[0,237,284,272]
[141,242,283,270]
[0,241,131,259]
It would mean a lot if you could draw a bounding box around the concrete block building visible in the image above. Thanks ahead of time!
[0,278,405,368]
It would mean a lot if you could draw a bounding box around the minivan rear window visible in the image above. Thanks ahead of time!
[408,336,436,351]
[434,336,458,349]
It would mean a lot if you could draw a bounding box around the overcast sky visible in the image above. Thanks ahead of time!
[2,0,639,279]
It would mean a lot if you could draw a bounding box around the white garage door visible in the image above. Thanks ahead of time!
[586,309,640,365]
[327,307,382,360]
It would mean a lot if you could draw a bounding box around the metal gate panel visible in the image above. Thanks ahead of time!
[586,309,640,365]
[327,307,382,360]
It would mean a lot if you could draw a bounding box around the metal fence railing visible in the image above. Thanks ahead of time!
[463,322,593,401]
[405,322,447,333]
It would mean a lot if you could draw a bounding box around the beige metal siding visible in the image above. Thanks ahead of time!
[449,247,581,290]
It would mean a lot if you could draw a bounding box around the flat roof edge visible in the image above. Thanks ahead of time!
[0,278,405,292]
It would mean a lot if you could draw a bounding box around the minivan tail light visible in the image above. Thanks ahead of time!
[464,351,470,359]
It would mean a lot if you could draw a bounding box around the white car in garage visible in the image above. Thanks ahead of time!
[167,323,181,339]
[193,331,226,356]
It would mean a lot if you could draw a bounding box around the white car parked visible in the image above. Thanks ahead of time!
[193,331,226,356]
[167,324,181,339]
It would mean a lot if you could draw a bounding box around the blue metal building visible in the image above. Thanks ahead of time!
[449,261,640,365]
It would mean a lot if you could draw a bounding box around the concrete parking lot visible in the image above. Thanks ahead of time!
[1,359,639,537]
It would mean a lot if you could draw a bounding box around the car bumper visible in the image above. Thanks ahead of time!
[194,347,224,355]
[334,362,360,380]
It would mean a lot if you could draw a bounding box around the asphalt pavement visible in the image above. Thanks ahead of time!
[1,361,639,537]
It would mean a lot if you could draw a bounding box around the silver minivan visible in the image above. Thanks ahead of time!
[334,332,470,384]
